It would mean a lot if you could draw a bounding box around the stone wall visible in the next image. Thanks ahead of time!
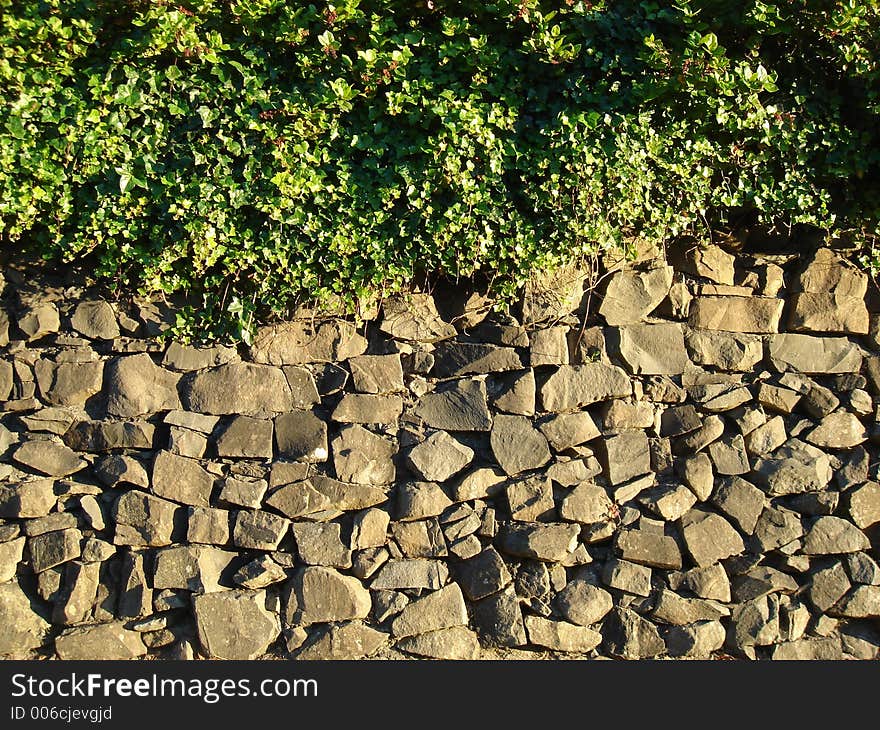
[2,244,880,660]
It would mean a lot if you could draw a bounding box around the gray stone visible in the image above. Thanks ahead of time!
[105,354,182,417]
[708,435,750,475]
[396,482,452,521]
[617,323,690,375]
[431,342,523,377]
[522,264,588,324]
[679,453,714,501]
[193,590,280,659]
[639,484,697,522]
[0,581,50,655]
[396,626,480,659]
[555,580,613,626]
[681,509,745,567]
[673,414,724,454]
[506,475,554,521]
[308,475,388,511]
[711,477,764,534]
[540,363,631,412]
[487,369,536,416]
[408,431,474,482]
[531,327,570,366]
[490,415,551,476]
[601,431,651,485]
[71,300,120,340]
[660,405,702,437]
[526,616,602,653]
[218,476,267,509]
[498,522,580,562]
[413,379,491,432]
[113,491,177,547]
[187,506,231,545]
[604,607,665,659]
[602,558,652,596]
[153,544,236,593]
[55,621,146,660]
[216,415,274,459]
[349,354,404,393]
[769,333,862,374]
[689,296,783,333]
[679,244,735,284]
[28,528,81,572]
[802,516,870,555]
[13,440,85,477]
[332,393,403,425]
[744,416,786,455]
[616,529,682,570]
[453,547,511,600]
[332,425,396,485]
[599,265,673,325]
[470,585,527,648]
[370,559,448,590]
[450,467,506,502]
[233,510,289,550]
[752,441,832,496]
[665,621,726,658]
[771,636,845,660]
[282,367,321,408]
[673,563,731,602]
[37,361,104,406]
[753,506,804,552]
[183,362,293,415]
[63,420,155,451]
[18,303,60,341]
[806,411,866,449]
[391,583,467,638]
[292,522,351,568]
[379,294,456,342]
[728,595,780,650]
[93,454,150,489]
[559,483,613,524]
[848,482,880,529]
[0,360,12,401]
[789,292,869,335]
[809,563,851,613]
[274,411,328,462]
[285,566,371,626]
[0,536,25,583]
[684,329,763,371]
[538,412,600,451]
[832,585,880,618]
[250,320,367,365]
[296,621,387,660]
[152,450,214,507]
[162,341,238,371]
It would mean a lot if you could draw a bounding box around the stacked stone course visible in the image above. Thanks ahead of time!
[1,245,880,660]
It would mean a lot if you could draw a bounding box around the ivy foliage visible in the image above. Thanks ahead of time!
[2,1,879,340]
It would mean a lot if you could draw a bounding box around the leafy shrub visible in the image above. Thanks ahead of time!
[2,1,879,340]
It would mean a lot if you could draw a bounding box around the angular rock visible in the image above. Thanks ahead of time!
[370,559,448,590]
[707,435,750,476]
[391,583,467,638]
[93,454,150,489]
[559,483,613,524]
[28,528,82,572]
[63,420,155,452]
[809,563,852,613]
[665,621,726,658]
[848,482,880,529]
[789,293,869,335]
[274,411,328,462]
[806,411,866,449]
[505,474,554,522]
[538,412,600,451]
[526,616,602,653]
[292,522,351,568]
[555,580,613,626]
[38,361,104,406]
[413,379,491,432]
[18,302,60,341]
[431,342,523,377]
[601,431,651,485]
[768,333,862,374]
[752,441,832,496]
[282,367,321,408]
[105,354,181,417]
[250,320,367,365]
[349,354,404,393]
[689,296,783,333]
[652,589,727,625]
[233,510,290,550]
[453,547,511,601]
[802,516,870,555]
[640,484,698,522]
[152,451,214,507]
[681,509,745,567]
[498,522,580,562]
[599,265,673,326]
[487,369,536,416]
[832,585,880,618]
[684,329,763,371]
[187,506,231,545]
[396,626,479,659]
[0,581,50,655]
[616,323,690,375]
[753,506,804,552]
[193,590,280,660]
[162,341,238,371]
[379,294,456,343]
[407,431,473,482]
[604,607,665,659]
[727,595,780,649]
[55,622,146,660]
[152,544,236,593]
[215,415,274,459]
[183,363,293,415]
[332,394,403,425]
[332,425,396,485]
[679,453,714,501]
[711,477,765,534]
[71,300,120,340]
[13,440,85,477]
[616,529,682,570]
[396,482,452,522]
[744,416,786,456]
[490,414,551,477]
[285,566,371,626]
[296,621,387,660]
[470,585,526,648]
[531,327,570,366]
[540,363,631,412]
[113,491,177,547]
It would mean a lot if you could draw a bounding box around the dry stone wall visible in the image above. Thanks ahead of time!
[2,245,880,660]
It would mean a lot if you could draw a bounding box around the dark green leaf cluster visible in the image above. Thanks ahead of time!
[2,1,879,340]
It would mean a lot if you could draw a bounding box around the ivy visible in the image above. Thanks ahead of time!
[1,1,879,341]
